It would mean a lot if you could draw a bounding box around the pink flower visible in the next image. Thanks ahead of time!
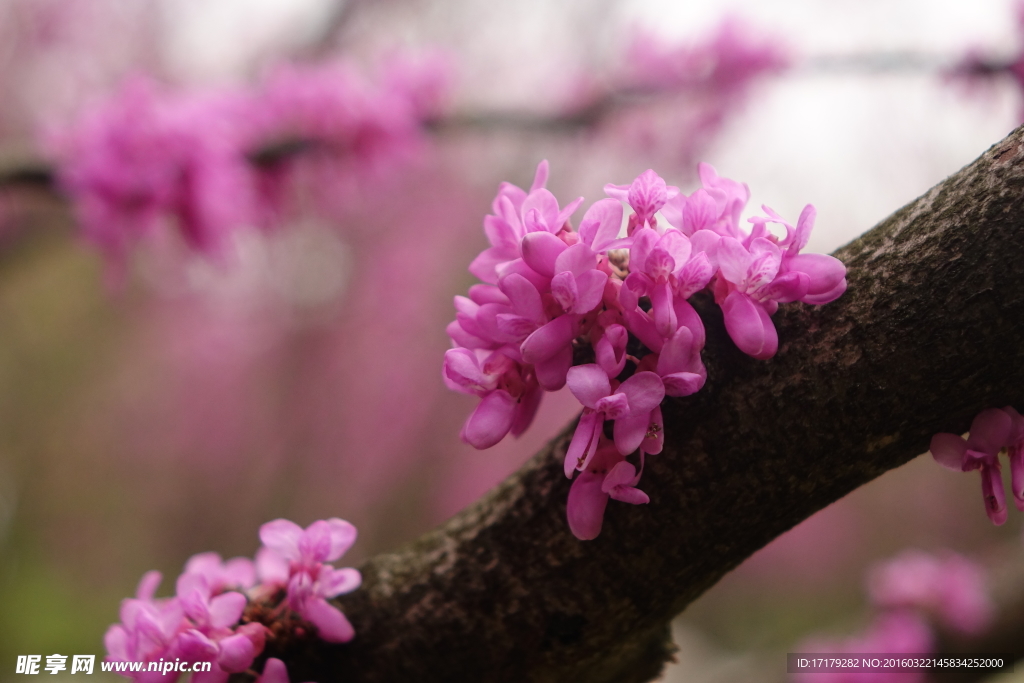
[867,550,993,635]
[751,204,847,305]
[469,160,583,284]
[1003,406,1024,509]
[604,169,679,233]
[257,518,362,643]
[443,348,541,448]
[567,441,650,540]
[564,365,665,476]
[931,408,1013,525]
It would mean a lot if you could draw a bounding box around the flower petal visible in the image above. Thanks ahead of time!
[302,597,355,643]
[460,390,516,449]
[566,471,609,540]
[721,291,777,359]
[521,231,567,278]
[259,520,303,562]
[566,364,612,409]
[616,371,666,414]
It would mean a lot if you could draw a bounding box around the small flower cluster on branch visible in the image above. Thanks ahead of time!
[104,518,360,683]
[930,406,1024,525]
[444,161,847,539]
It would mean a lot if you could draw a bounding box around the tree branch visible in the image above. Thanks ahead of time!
[245,124,1024,682]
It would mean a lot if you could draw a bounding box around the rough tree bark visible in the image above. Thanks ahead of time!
[257,124,1024,683]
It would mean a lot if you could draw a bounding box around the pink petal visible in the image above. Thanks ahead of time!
[551,271,578,313]
[595,392,631,420]
[642,406,664,455]
[468,247,511,285]
[521,314,577,364]
[616,371,666,414]
[554,242,597,277]
[745,238,782,290]
[521,189,560,232]
[717,238,752,285]
[446,320,490,350]
[800,277,847,305]
[967,408,1013,454]
[223,558,256,589]
[602,182,630,203]
[629,227,658,274]
[298,521,333,564]
[662,372,705,397]
[614,412,651,455]
[674,299,706,350]
[217,633,256,673]
[657,326,695,376]
[675,251,715,299]
[468,284,510,306]
[721,291,777,359]
[657,230,691,270]
[566,471,609,540]
[319,567,362,598]
[259,520,304,562]
[443,348,487,393]
[573,269,608,313]
[579,198,624,251]
[650,281,677,338]
[530,160,550,192]
[930,433,968,471]
[788,253,846,296]
[566,364,612,408]
[595,324,628,377]
[682,189,719,234]
[496,258,550,292]
[136,570,163,601]
[759,271,809,303]
[461,390,517,449]
[258,659,291,683]
[255,547,289,585]
[324,519,357,562]
[602,461,639,491]
[565,411,602,477]
[790,204,816,254]
[499,273,545,323]
[980,464,1008,526]
[533,344,573,391]
[510,383,543,436]
[609,486,650,505]
[208,591,247,629]
[628,169,668,222]
[521,231,567,278]
[302,597,355,643]
[624,309,664,354]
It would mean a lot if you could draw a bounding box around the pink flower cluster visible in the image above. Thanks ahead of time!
[104,518,361,683]
[930,406,1024,525]
[794,550,992,683]
[46,55,449,277]
[867,550,993,635]
[444,161,847,539]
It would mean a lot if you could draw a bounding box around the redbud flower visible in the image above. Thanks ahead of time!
[257,518,362,643]
[868,550,993,635]
[930,408,1013,525]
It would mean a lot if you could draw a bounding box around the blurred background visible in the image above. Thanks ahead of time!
[0,0,1022,681]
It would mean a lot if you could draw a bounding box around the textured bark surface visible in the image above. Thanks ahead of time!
[266,125,1024,682]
